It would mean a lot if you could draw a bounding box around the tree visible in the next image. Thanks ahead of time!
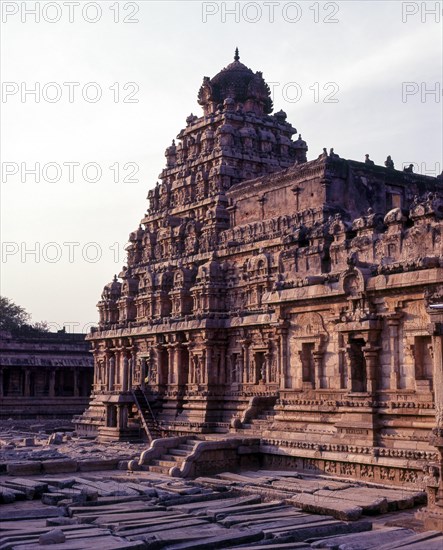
[0,296,49,334]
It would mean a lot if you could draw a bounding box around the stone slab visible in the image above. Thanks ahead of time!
[41,460,78,474]
[311,527,414,549]
[205,500,286,519]
[147,527,264,549]
[10,535,144,550]
[313,489,388,514]
[41,492,69,505]
[290,493,363,521]
[168,494,260,512]
[377,530,443,550]
[6,463,42,476]
[118,518,211,537]
[220,509,305,527]
[0,506,64,522]
[77,459,120,471]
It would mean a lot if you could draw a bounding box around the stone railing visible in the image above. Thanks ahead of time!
[169,437,260,478]
[230,394,278,429]
[128,435,189,471]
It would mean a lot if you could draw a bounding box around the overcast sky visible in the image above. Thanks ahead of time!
[1,0,442,330]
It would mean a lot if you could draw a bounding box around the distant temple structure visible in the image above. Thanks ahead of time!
[0,330,93,418]
[76,51,443,520]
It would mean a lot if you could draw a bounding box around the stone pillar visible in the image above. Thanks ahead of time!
[116,405,122,429]
[279,336,286,388]
[238,351,244,384]
[168,347,175,385]
[313,351,324,389]
[92,359,98,389]
[363,346,380,393]
[387,317,400,390]
[59,369,64,396]
[219,347,226,384]
[108,355,115,391]
[122,354,129,392]
[103,355,109,389]
[128,357,133,390]
[49,369,56,397]
[140,358,146,390]
[128,346,135,390]
[243,344,250,384]
[155,346,164,386]
[265,352,271,383]
[205,347,212,385]
[345,344,353,392]
[338,334,347,389]
[121,405,128,429]
[24,369,31,397]
[116,405,128,430]
[177,344,187,386]
[73,368,79,397]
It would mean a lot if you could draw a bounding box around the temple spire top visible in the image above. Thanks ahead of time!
[234,47,240,62]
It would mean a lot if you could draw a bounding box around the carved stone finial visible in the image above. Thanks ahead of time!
[234,47,240,62]
[385,155,394,169]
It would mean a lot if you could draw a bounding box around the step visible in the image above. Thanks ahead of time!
[169,449,190,457]
[151,459,177,468]
[162,454,185,463]
[258,411,277,417]
[148,465,170,474]
[178,444,196,452]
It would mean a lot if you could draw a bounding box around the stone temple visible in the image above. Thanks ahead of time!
[76,51,443,520]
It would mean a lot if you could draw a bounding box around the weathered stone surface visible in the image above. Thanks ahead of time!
[0,488,16,503]
[377,530,443,550]
[7,462,42,476]
[41,460,78,474]
[4,471,442,550]
[311,527,415,549]
[0,506,64,521]
[3,478,48,499]
[47,433,64,446]
[77,459,119,471]
[38,529,66,545]
[158,528,264,549]
[289,493,363,521]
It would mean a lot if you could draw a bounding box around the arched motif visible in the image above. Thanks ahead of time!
[339,267,366,296]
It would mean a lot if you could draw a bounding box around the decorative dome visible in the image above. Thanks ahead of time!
[101,275,122,301]
[198,48,273,115]
[294,134,307,149]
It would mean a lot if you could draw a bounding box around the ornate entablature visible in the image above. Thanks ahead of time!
[80,52,443,497]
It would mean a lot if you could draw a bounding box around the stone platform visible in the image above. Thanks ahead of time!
[1,470,441,549]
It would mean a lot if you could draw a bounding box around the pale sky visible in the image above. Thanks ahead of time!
[1,0,442,330]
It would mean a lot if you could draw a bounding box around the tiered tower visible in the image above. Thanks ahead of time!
[76,52,443,504]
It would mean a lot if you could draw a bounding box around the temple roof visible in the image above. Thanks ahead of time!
[198,49,273,115]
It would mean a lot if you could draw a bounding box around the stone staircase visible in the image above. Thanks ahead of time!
[130,434,261,477]
[144,437,199,475]
[132,387,162,442]
[241,408,277,433]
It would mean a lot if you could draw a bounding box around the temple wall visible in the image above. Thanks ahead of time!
[0,332,93,419]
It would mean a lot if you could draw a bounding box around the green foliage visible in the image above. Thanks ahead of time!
[0,296,49,334]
